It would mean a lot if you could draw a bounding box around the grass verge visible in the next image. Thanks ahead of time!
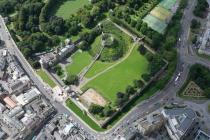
[66,99,105,131]
[37,69,56,88]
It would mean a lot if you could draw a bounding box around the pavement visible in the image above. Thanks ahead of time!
[0,0,210,138]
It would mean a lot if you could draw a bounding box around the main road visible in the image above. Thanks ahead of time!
[0,0,210,138]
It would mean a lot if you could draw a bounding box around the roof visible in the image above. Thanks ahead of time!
[195,130,210,140]
[0,55,6,71]
[3,96,16,108]
[0,102,6,112]
[62,123,74,135]
[163,108,196,133]
[16,88,40,105]
[0,130,6,139]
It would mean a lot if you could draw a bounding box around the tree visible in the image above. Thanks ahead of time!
[192,35,197,44]
[204,88,210,98]
[115,92,129,107]
[64,75,79,85]
[130,19,137,27]
[53,65,63,76]
[151,33,163,50]
[126,85,136,95]
[191,19,201,29]
[30,60,41,69]
[138,45,146,55]
[89,104,104,115]
[102,106,114,117]
[140,22,148,34]
[142,74,151,82]
[164,36,176,50]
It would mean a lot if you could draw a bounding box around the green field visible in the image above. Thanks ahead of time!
[159,0,177,10]
[55,0,90,19]
[37,69,56,88]
[83,45,149,103]
[66,99,104,131]
[143,14,167,34]
[65,50,92,76]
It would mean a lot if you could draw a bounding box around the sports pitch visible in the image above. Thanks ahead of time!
[159,0,177,10]
[143,14,167,34]
[150,6,172,21]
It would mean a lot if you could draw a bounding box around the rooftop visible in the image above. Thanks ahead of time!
[162,108,196,133]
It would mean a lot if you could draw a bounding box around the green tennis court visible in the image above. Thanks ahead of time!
[159,0,177,10]
[150,6,172,21]
[143,14,167,34]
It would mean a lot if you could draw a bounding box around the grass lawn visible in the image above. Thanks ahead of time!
[85,20,132,78]
[83,46,149,103]
[66,99,104,131]
[65,50,92,76]
[85,61,113,78]
[37,69,56,88]
[89,36,101,56]
[55,0,90,19]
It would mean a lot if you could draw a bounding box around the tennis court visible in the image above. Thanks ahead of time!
[150,6,172,21]
[143,14,167,34]
[159,0,177,10]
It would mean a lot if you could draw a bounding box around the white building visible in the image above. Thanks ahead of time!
[162,108,198,140]
[16,87,41,105]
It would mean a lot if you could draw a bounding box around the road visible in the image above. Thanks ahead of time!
[0,0,210,138]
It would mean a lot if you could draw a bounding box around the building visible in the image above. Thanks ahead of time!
[0,103,6,112]
[0,129,7,140]
[16,87,41,105]
[0,56,6,79]
[3,96,17,108]
[195,130,210,140]
[35,114,88,140]
[9,75,31,95]
[0,48,55,140]
[137,111,164,135]
[162,108,199,140]
[39,43,75,68]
